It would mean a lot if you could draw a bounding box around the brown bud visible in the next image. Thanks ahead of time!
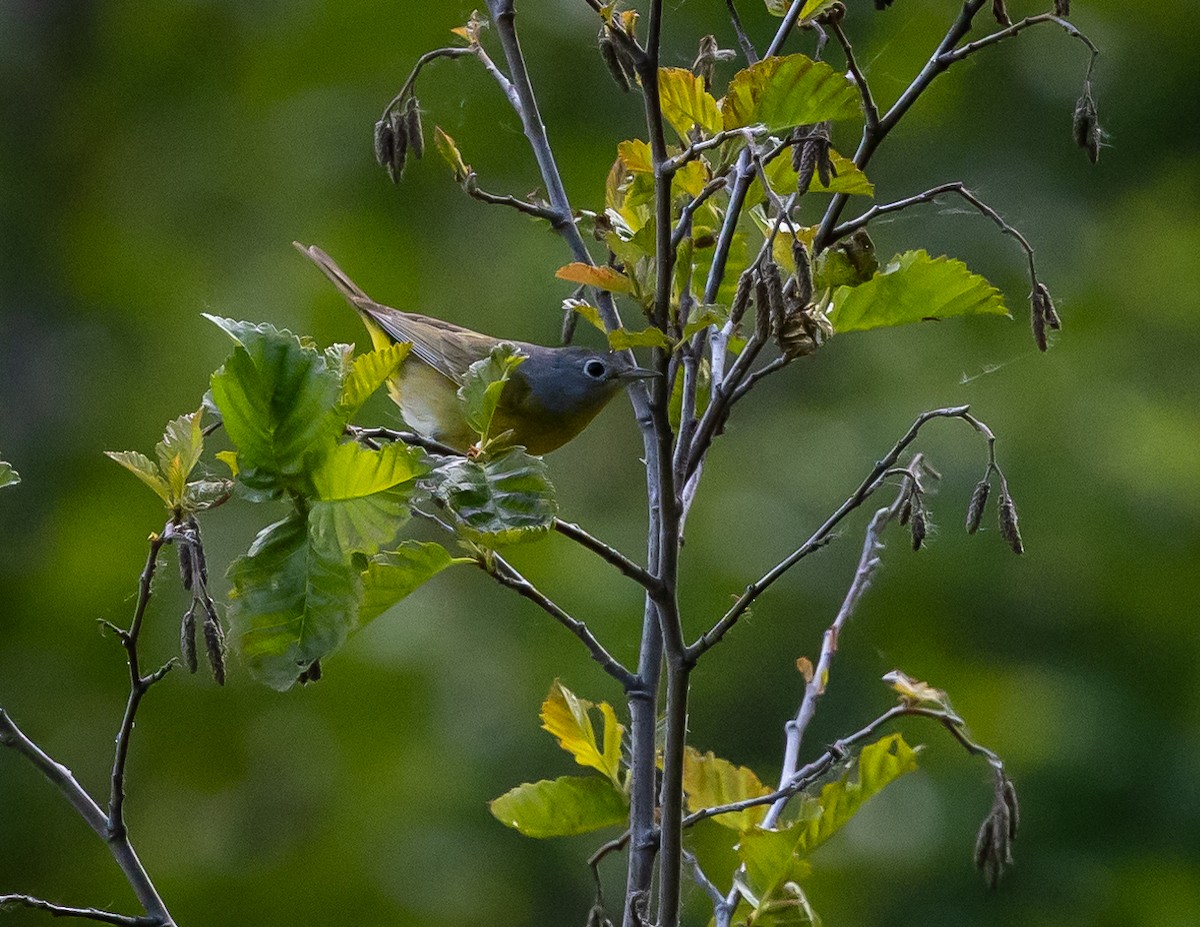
[910,503,927,551]
[178,544,194,592]
[373,117,395,170]
[754,275,772,342]
[387,110,408,183]
[761,260,786,336]
[998,491,1024,555]
[731,269,754,330]
[1072,86,1101,164]
[405,96,424,160]
[898,495,913,526]
[1055,0,1070,14]
[1031,299,1048,352]
[991,0,1011,25]
[1002,776,1020,840]
[793,240,813,308]
[966,479,991,534]
[180,604,198,674]
[598,28,630,93]
[692,35,719,92]
[202,602,226,685]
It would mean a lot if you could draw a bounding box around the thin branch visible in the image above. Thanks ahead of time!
[380,47,476,119]
[480,555,638,690]
[465,180,561,224]
[682,849,726,909]
[107,533,170,840]
[0,711,108,836]
[688,405,993,660]
[724,0,759,64]
[830,182,1039,283]
[942,12,1100,65]
[552,520,663,595]
[0,896,158,927]
[828,18,878,132]
[671,174,730,251]
[764,469,917,827]
[814,0,990,250]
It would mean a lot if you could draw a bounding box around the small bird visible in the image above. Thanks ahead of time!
[295,243,656,454]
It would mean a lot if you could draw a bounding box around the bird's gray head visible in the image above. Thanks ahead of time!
[517,346,656,417]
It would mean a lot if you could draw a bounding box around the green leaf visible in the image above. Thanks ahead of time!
[738,826,814,906]
[433,447,558,545]
[556,262,634,295]
[812,229,878,289]
[104,450,171,505]
[489,775,629,838]
[308,441,426,559]
[658,67,723,140]
[457,343,527,441]
[608,326,674,351]
[184,479,233,511]
[722,55,861,132]
[792,733,921,856]
[206,316,343,496]
[359,541,466,625]
[827,250,1009,334]
[540,680,625,786]
[618,139,711,198]
[568,299,607,334]
[338,342,411,419]
[434,126,471,182]
[228,511,363,691]
[682,303,729,341]
[154,409,205,502]
[684,748,772,831]
[0,459,20,490]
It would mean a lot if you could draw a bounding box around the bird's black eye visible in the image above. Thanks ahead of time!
[584,359,607,379]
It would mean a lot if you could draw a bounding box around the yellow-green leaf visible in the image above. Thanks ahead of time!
[792,733,921,857]
[827,250,1009,334]
[556,262,634,295]
[766,0,842,18]
[608,326,673,351]
[0,459,19,490]
[722,54,861,132]
[216,450,239,477]
[684,747,772,831]
[339,342,411,419]
[540,679,624,785]
[105,451,171,505]
[489,775,629,838]
[659,67,723,140]
[434,126,471,182]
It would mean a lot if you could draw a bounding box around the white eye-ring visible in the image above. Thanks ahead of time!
[584,359,607,379]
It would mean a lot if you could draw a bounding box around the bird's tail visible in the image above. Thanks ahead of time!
[293,241,371,304]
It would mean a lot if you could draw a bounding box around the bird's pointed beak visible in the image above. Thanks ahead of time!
[615,365,661,381]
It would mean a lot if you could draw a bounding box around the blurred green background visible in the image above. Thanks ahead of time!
[2,1,1197,925]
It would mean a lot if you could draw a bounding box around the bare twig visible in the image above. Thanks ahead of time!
[829,182,1039,284]
[0,896,158,927]
[828,18,879,132]
[688,406,994,660]
[724,0,759,64]
[465,181,561,224]
[764,470,917,827]
[480,554,638,690]
[1,527,179,926]
[552,520,663,595]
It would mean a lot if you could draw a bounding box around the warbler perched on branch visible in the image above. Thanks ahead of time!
[295,243,655,454]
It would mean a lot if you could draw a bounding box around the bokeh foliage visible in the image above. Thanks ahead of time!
[1,2,1198,926]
